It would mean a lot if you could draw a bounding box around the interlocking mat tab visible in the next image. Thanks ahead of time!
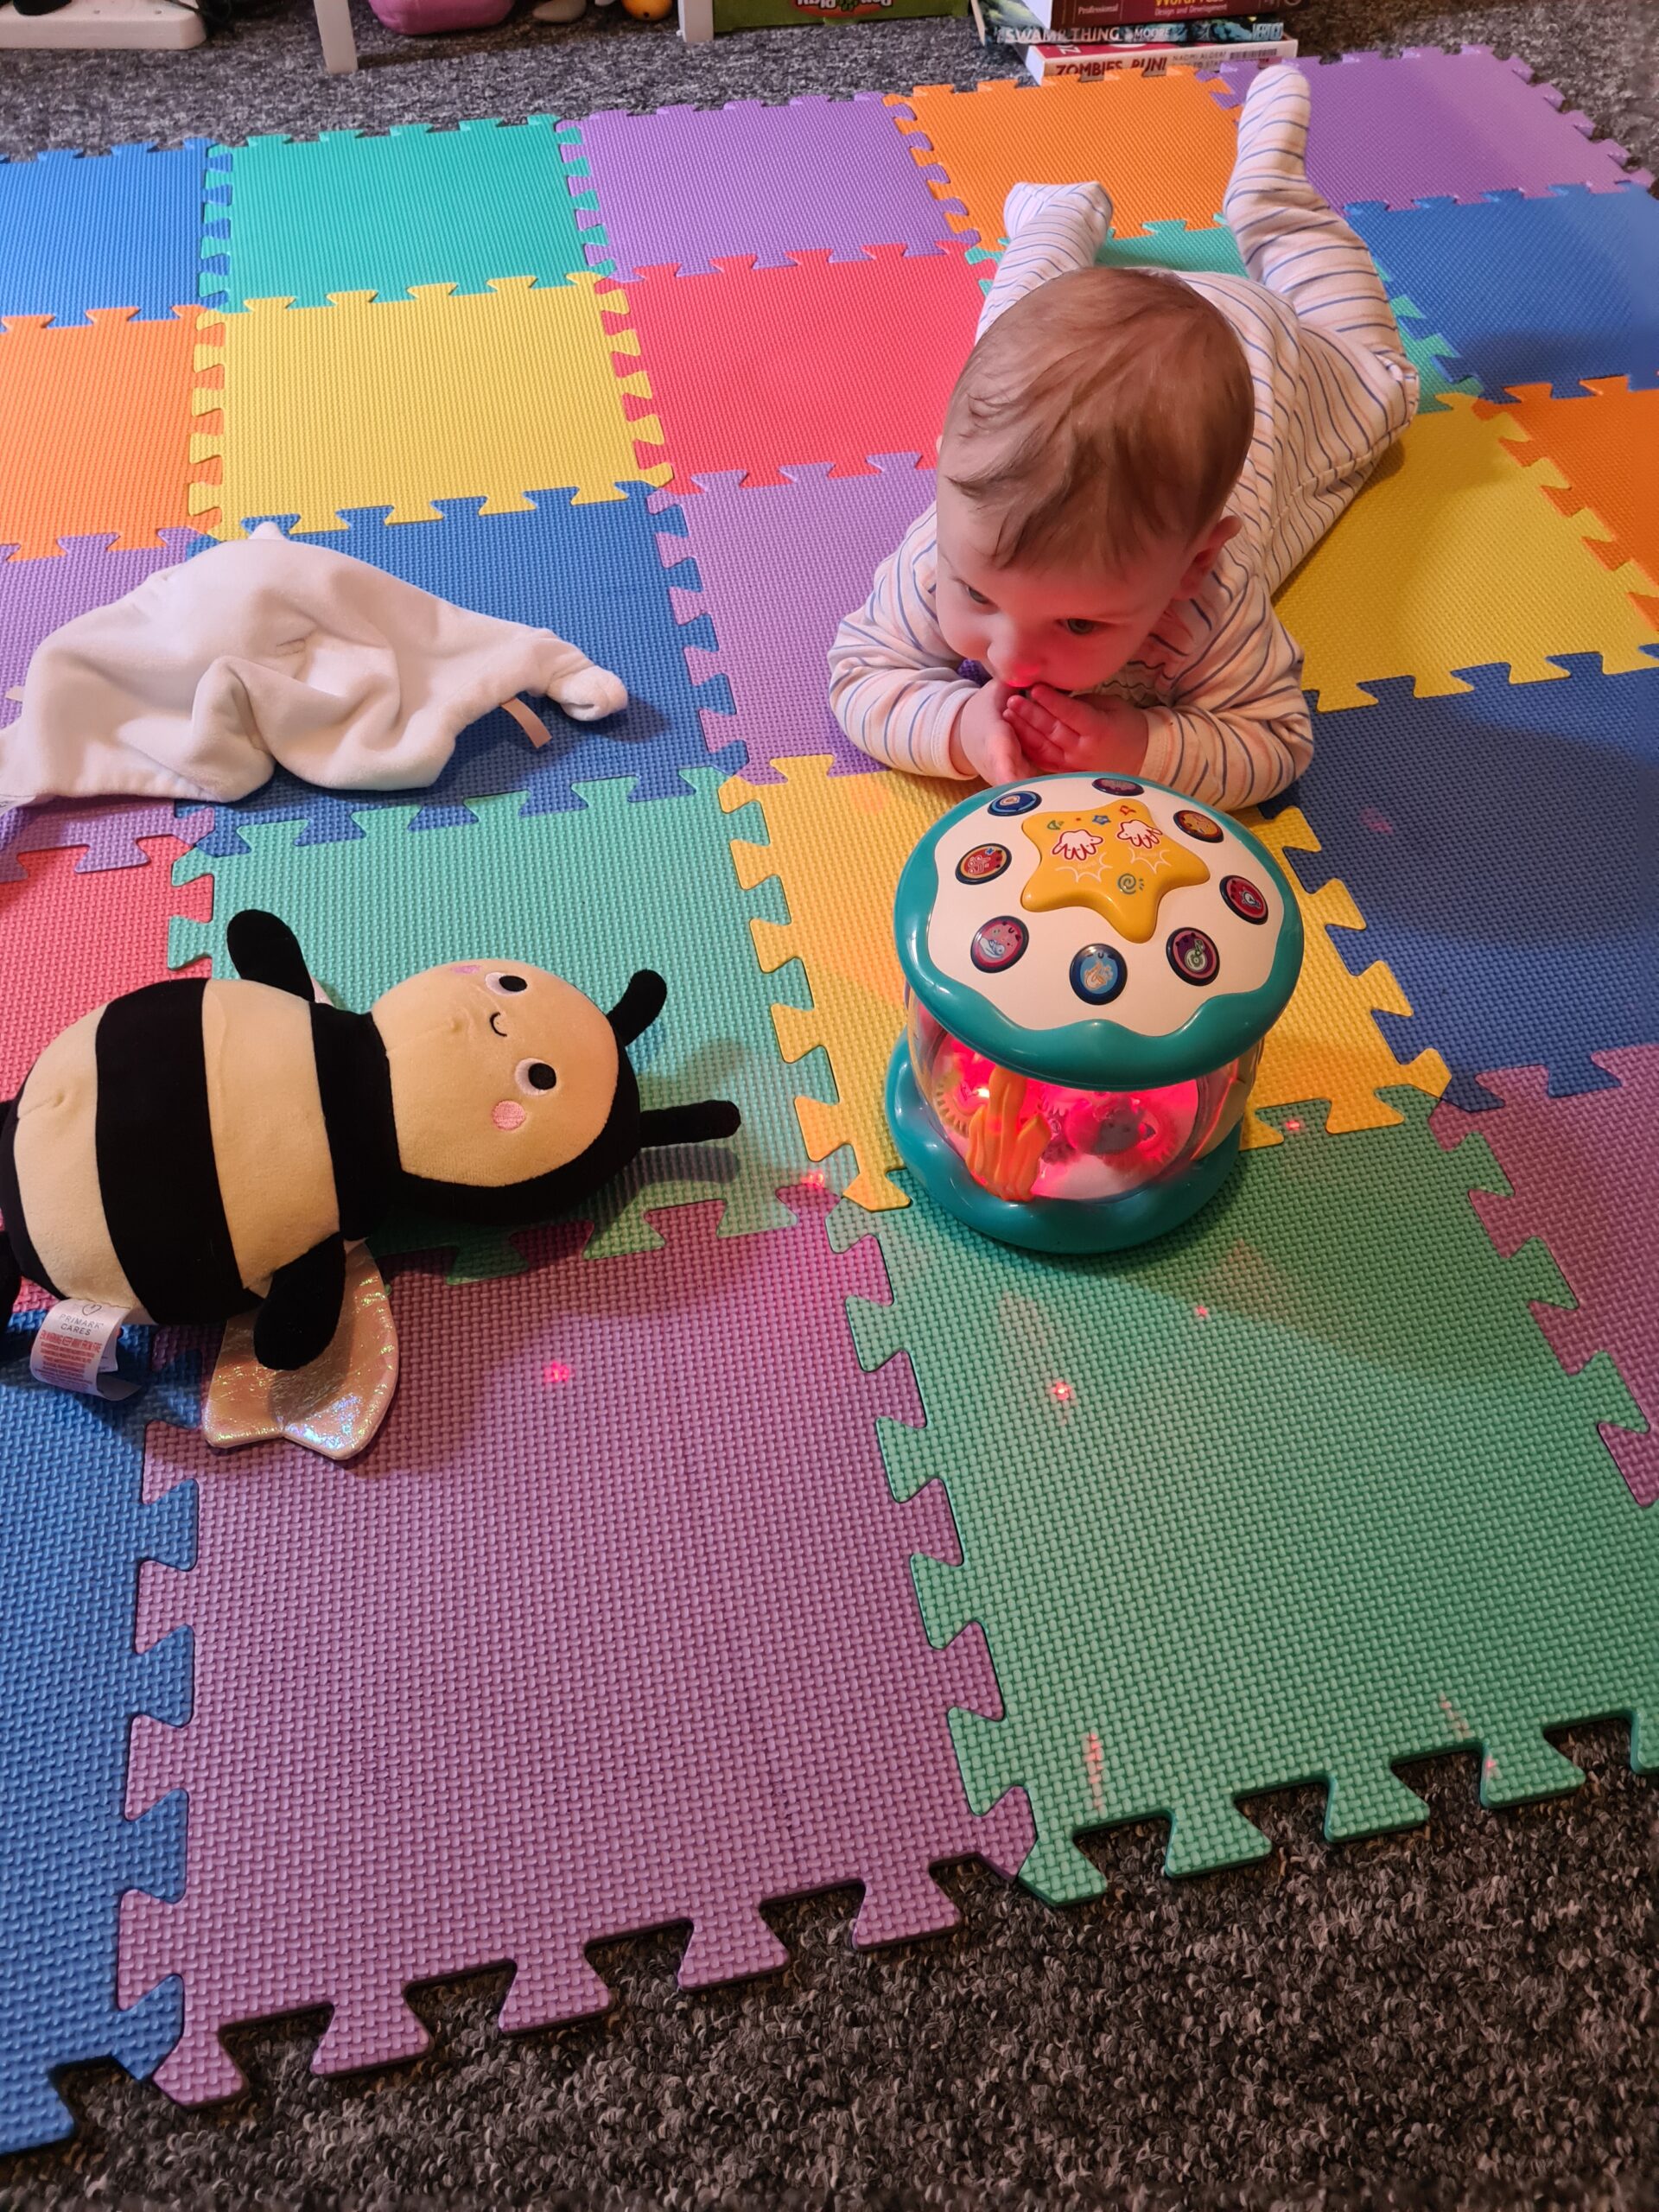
[843,1115,1656,1906]
[0,1331,199,2149]
[120,1203,1031,2104]
[1,60,1656,2152]
[1211,48,1652,212]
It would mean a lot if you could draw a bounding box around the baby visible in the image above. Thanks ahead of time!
[828,67,1418,809]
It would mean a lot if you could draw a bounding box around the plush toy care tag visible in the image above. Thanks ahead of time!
[30,1300,139,1400]
[203,1243,398,1464]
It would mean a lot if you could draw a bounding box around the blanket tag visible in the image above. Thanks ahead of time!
[499,695,550,749]
[30,1299,139,1400]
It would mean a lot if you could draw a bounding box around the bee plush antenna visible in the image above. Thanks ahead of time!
[607,971,741,1148]
[607,970,668,1048]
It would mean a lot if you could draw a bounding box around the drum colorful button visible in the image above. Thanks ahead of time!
[1166,926,1220,984]
[971,916,1027,972]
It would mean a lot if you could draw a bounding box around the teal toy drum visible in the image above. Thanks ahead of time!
[887,772,1304,1253]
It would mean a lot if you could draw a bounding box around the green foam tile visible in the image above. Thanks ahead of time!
[209,119,607,310]
[1099,219,1249,278]
[1389,288,1482,415]
[836,1095,1656,1905]
[169,778,830,1275]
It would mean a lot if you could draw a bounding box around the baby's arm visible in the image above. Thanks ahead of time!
[828,510,985,778]
[1141,565,1312,809]
[975,182,1114,342]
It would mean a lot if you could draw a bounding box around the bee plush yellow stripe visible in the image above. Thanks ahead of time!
[200,980,338,1296]
[8,1010,140,1317]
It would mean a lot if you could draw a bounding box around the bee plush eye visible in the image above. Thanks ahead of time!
[514,1058,557,1095]
[486,971,529,995]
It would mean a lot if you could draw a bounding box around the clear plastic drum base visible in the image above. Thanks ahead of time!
[906,997,1261,1210]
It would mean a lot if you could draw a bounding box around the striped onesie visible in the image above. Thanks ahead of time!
[827,66,1420,809]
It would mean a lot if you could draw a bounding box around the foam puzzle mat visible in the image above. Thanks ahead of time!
[1,56,1656,2155]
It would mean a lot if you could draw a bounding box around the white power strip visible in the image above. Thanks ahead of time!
[0,0,206,46]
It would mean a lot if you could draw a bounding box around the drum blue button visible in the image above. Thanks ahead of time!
[1070,944,1127,1004]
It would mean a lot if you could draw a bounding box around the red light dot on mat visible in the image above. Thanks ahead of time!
[802,1171,824,1188]
[1285,1118,1303,1133]
[1361,807,1394,834]
[543,1361,572,1387]
[1050,1381,1073,1403]
[1194,1306,1210,1321]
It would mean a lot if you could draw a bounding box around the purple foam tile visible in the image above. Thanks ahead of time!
[0,801,213,883]
[657,456,938,781]
[1211,48,1650,211]
[1436,1050,1659,1509]
[0,530,206,729]
[119,1192,1032,2103]
[572,96,964,281]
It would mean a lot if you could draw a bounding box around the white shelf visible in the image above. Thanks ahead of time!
[0,0,206,47]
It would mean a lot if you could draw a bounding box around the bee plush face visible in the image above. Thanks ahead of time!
[372,961,621,1193]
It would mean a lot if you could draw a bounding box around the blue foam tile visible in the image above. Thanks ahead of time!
[0,142,213,327]
[0,1324,200,2152]
[1279,658,1659,1113]
[182,489,741,854]
[1350,186,1659,400]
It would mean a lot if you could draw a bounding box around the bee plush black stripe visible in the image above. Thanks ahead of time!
[94,980,249,1324]
[309,1003,397,1240]
[0,1098,60,1302]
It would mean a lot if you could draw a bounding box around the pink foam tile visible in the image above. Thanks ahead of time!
[119,1191,1032,2102]
[0,838,210,1098]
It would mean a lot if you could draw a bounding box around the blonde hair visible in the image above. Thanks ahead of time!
[941,264,1254,572]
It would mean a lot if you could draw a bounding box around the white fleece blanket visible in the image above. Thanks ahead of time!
[0,524,629,806]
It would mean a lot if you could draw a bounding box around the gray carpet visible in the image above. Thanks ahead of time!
[2,10,1657,2205]
[3,1729,1656,2207]
[0,0,1654,162]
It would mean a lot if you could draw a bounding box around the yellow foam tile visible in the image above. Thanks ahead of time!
[1240,806,1448,1147]
[190,276,664,537]
[721,759,960,1213]
[888,77,1239,250]
[1276,393,1659,711]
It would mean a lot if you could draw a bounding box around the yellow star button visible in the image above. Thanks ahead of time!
[1020,801,1211,943]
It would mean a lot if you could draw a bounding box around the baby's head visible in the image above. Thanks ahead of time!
[936,265,1254,692]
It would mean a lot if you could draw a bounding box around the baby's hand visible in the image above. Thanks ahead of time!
[951,679,1033,786]
[1006,685,1149,778]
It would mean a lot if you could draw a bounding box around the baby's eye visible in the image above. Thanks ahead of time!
[962,583,992,607]
[1061,619,1102,637]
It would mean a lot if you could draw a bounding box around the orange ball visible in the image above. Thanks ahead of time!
[620,0,674,17]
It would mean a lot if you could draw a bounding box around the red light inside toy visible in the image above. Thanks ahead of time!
[906,1002,1258,1209]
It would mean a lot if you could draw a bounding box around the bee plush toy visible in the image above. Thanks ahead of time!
[0,911,741,1372]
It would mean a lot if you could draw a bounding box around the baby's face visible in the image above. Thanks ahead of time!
[934,474,1202,695]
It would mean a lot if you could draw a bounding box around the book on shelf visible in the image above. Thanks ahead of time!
[1023,32,1294,74]
[981,0,1287,41]
[993,10,1284,40]
[1014,0,1292,25]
